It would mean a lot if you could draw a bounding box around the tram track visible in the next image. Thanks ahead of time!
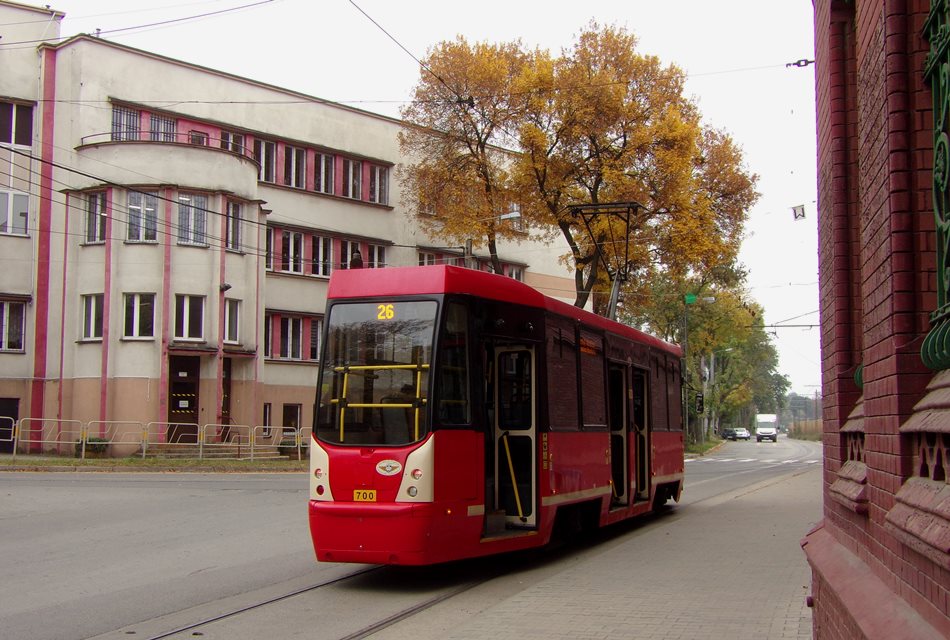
[124,563,498,640]
[135,566,383,640]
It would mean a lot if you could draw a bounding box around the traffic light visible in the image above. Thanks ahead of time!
[696,393,705,413]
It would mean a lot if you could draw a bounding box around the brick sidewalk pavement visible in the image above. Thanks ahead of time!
[437,466,820,640]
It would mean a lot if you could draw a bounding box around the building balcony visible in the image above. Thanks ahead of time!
[75,132,260,198]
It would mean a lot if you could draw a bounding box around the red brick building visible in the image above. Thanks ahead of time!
[806,1,949,637]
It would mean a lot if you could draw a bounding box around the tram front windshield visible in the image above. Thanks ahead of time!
[315,300,437,446]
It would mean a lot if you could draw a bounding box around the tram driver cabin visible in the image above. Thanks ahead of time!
[308,265,685,565]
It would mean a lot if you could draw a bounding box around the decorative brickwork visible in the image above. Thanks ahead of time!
[809,0,950,637]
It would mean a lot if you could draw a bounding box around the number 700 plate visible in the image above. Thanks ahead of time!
[353,489,376,502]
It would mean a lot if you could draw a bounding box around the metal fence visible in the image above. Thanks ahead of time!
[1,416,311,461]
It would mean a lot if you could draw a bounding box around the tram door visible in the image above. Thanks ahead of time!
[607,364,629,507]
[632,369,650,501]
[493,346,537,528]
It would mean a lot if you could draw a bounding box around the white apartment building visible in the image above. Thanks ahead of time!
[0,1,576,454]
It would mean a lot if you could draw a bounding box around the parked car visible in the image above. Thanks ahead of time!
[720,428,736,440]
[756,425,778,442]
[733,428,751,441]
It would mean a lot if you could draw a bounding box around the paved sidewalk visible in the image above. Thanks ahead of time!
[432,466,820,640]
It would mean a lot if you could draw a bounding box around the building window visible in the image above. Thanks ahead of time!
[0,191,29,236]
[85,193,107,244]
[419,252,436,266]
[281,230,303,273]
[189,130,209,146]
[221,131,245,154]
[149,114,176,142]
[0,101,33,146]
[367,244,386,268]
[111,105,140,141]
[265,228,274,270]
[127,191,157,242]
[283,403,301,430]
[254,139,276,183]
[224,298,240,344]
[311,235,331,277]
[309,317,322,360]
[342,158,361,199]
[262,403,272,438]
[174,294,204,340]
[123,293,154,338]
[339,239,358,270]
[507,266,524,281]
[225,201,242,251]
[369,165,388,204]
[314,153,334,194]
[280,316,302,359]
[0,300,25,351]
[283,145,306,189]
[81,293,104,340]
[264,312,272,357]
[177,193,208,246]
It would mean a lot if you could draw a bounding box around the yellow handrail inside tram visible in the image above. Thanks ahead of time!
[501,432,526,522]
[330,363,430,442]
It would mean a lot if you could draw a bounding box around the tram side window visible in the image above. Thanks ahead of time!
[436,301,470,424]
[579,329,607,429]
[546,318,578,430]
[651,355,669,431]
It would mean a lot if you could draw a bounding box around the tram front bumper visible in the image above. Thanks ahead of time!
[309,501,449,565]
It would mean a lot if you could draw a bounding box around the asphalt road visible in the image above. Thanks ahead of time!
[0,436,821,640]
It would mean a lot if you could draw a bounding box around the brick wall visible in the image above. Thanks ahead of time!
[809,0,948,637]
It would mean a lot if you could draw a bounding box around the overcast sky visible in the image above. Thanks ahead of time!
[31,0,820,396]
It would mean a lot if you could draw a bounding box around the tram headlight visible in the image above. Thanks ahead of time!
[407,486,418,497]
[411,468,423,480]
[314,468,324,479]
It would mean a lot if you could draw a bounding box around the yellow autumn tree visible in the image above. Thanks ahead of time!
[398,37,536,273]
[514,23,758,310]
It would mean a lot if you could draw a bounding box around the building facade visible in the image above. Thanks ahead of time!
[0,1,575,454]
[808,1,949,637]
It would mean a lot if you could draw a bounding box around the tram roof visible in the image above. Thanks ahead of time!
[327,265,681,357]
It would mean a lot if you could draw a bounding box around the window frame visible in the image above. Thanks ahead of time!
[220,131,245,154]
[81,293,104,341]
[311,235,331,277]
[149,113,177,143]
[367,244,386,269]
[0,101,34,147]
[342,158,362,199]
[280,316,303,360]
[224,298,240,344]
[127,190,158,243]
[111,105,140,142]
[265,228,274,270]
[283,145,307,189]
[174,294,204,341]
[85,193,107,244]
[368,165,388,204]
[225,201,242,251]
[123,292,155,339]
[177,192,208,247]
[254,139,276,183]
[0,190,29,236]
[314,152,334,195]
[0,300,25,351]
[281,230,304,274]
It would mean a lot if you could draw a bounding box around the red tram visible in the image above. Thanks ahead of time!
[308,265,684,565]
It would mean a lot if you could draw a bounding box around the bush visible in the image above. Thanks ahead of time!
[75,437,110,457]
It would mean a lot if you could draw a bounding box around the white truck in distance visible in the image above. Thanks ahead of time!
[755,414,779,442]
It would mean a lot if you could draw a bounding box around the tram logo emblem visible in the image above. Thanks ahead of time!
[376,460,402,476]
